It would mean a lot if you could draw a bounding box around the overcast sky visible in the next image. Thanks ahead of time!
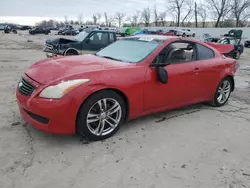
[1,0,168,19]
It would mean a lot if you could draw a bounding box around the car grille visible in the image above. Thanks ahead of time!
[45,44,53,50]
[18,77,36,96]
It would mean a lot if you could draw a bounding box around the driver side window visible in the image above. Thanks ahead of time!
[154,42,196,65]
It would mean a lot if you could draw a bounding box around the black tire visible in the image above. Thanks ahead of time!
[65,50,78,56]
[13,30,17,34]
[210,77,232,107]
[182,33,186,37]
[77,90,126,141]
[192,33,195,37]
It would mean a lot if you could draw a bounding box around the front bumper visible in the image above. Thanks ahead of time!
[43,46,62,58]
[44,52,60,58]
[16,77,78,134]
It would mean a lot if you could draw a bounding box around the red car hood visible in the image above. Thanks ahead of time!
[205,42,234,54]
[25,54,131,84]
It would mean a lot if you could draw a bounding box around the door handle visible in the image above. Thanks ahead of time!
[193,67,199,74]
[193,67,199,72]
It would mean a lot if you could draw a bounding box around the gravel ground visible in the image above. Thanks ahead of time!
[0,31,250,188]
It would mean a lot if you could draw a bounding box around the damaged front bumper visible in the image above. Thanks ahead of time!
[43,44,62,58]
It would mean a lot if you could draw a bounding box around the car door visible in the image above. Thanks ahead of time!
[81,32,109,54]
[143,41,201,112]
[193,43,223,101]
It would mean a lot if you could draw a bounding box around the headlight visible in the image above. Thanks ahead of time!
[39,79,90,99]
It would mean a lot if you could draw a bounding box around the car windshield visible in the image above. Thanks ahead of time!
[74,31,89,41]
[95,38,162,63]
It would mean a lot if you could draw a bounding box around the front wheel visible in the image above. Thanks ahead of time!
[77,90,126,141]
[210,77,232,107]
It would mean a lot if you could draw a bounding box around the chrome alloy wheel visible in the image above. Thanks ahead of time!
[217,80,231,104]
[86,98,122,136]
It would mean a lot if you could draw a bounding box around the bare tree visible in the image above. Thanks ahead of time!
[92,13,102,25]
[154,5,159,26]
[92,14,98,25]
[197,4,208,27]
[130,10,140,26]
[207,0,231,27]
[97,13,102,24]
[168,0,186,27]
[231,0,250,27]
[158,11,167,26]
[78,14,83,25]
[104,12,114,27]
[104,12,108,26]
[115,12,125,28]
[181,0,193,26]
[195,2,198,27]
[141,7,151,26]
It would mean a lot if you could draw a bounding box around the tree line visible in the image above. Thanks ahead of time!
[36,0,250,28]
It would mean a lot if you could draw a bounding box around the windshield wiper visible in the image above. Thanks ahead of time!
[98,55,122,62]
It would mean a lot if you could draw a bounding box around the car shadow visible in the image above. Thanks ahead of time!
[21,103,206,146]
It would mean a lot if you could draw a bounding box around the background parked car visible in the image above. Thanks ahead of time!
[58,25,73,35]
[159,29,177,36]
[204,37,220,43]
[61,29,79,36]
[120,27,141,36]
[0,24,7,30]
[244,40,250,47]
[132,29,152,35]
[19,25,33,30]
[175,28,196,37]
[29,27,51,35]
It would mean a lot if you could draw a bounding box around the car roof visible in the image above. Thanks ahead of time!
[92,29,116,33]
[125,34,179,41]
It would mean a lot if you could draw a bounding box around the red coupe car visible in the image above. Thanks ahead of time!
[16,35,237,141]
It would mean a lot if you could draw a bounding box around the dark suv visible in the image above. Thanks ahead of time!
[43,30,117,57]
[29,27,51,35]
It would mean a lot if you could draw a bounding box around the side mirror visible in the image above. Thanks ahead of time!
[156,66,168,84]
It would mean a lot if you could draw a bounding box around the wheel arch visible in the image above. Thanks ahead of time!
[75,88,130,131]
[64,48,80,56]
[225,75,235,91]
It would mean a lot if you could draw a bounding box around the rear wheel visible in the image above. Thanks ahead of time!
[77,90,126,141]
[210,77,232,107]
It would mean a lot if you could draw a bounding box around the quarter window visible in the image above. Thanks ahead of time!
[196,44,214,60]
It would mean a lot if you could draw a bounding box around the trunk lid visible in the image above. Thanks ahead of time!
[205,42,235,54]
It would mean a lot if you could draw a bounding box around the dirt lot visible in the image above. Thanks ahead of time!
[0,31,250,188]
